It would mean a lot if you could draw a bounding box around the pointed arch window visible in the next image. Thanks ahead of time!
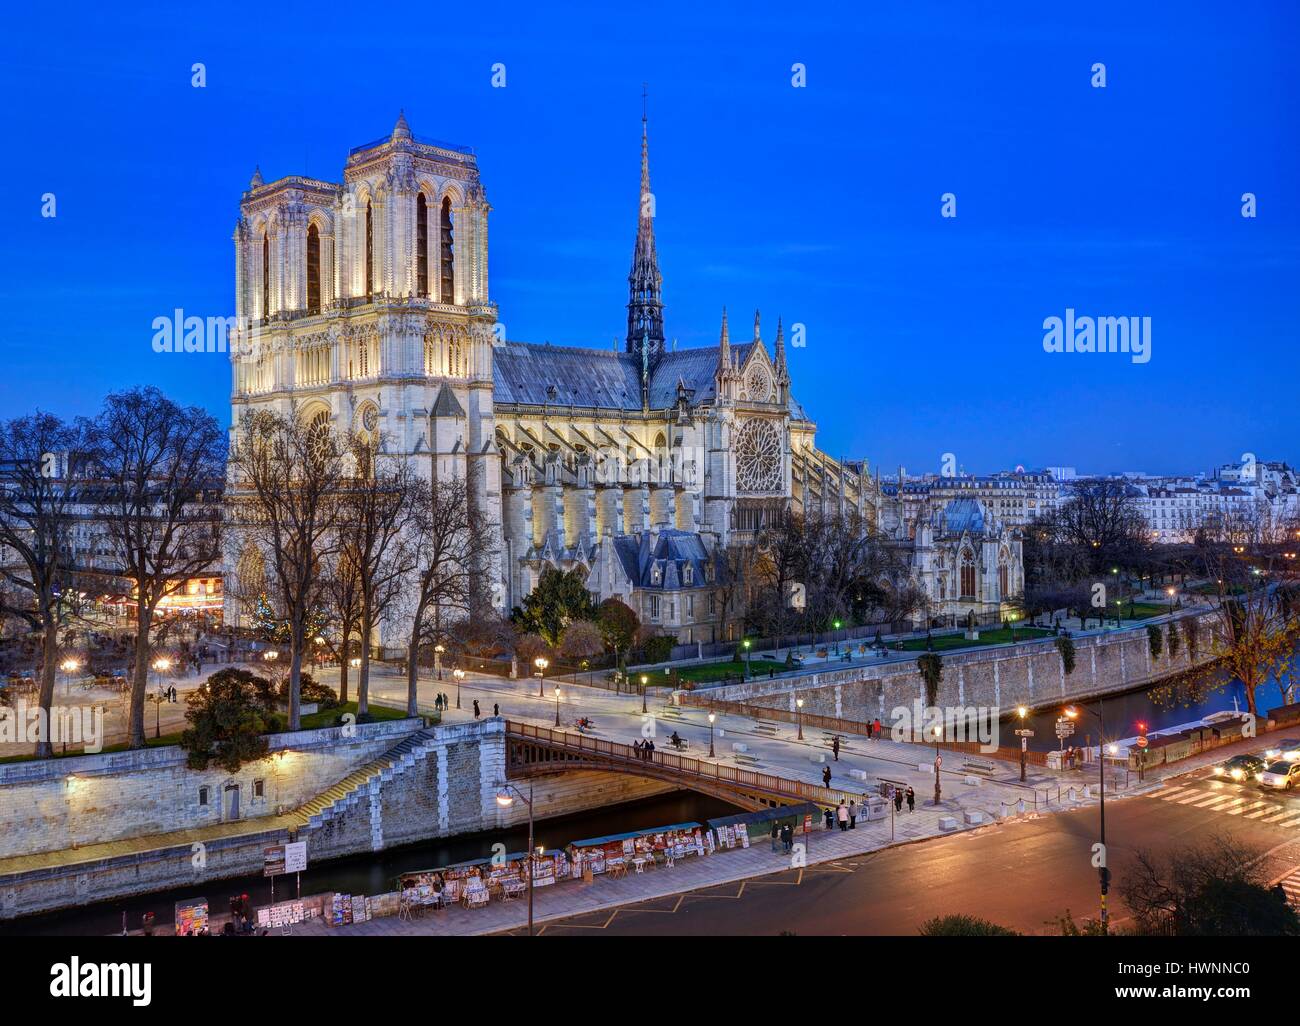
[365,200,375,298]
[998,561,1009,599]
[306,222,321,314]
[439,197,454,303]
[416,193,429,298]
[960,551,977,601]
[261,232,270,319]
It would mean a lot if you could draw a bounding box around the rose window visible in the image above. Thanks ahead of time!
[744,366,771,403]
[735,418,783,493]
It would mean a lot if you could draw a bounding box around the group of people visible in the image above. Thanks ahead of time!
[634,738,657,760]
[769,821,796,853]
[891,786,916,813]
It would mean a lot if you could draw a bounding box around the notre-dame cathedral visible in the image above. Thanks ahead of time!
[224,111,1021,648]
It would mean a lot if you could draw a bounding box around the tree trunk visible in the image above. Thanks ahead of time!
[357,613,371,717]
[34,606,58,759]
[338,636,349,704]
[128,605,153,748]
[288,635,303,731]
[406,636,419,716]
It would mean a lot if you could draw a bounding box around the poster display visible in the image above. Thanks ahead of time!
[175,898,208,936]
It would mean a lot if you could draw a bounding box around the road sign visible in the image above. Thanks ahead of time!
[263,845,286,877]
[935,755,943,768]
[1055,718,1075,739]
[1136,736,1149,749]
[803,814,812,834]
[1014,729,1035,737]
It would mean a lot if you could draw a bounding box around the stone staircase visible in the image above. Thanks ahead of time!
[289,727,438,839]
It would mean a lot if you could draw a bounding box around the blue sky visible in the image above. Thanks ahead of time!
[2,1,1295,476]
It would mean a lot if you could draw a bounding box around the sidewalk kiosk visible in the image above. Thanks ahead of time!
[566,822,706,877]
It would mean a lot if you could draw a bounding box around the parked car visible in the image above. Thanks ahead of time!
[1264,739,1300,761]
[1213,754,1267,782]
[1259,761,1300,790]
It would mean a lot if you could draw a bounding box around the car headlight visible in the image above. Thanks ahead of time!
[1231,769,1244,780]
[1213,766,1224,775]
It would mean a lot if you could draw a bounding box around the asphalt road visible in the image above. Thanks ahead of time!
[524,771,1300,936]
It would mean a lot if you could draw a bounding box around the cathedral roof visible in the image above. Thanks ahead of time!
[492,340,808,419]
[431,382,465,418]
[611,529,711,590]
[939,498,986,535]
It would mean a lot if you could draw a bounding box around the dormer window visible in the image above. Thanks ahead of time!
[683,563,693,585]
[651,564,662,585]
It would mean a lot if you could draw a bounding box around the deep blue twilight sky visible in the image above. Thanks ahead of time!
[1,1,1295,477]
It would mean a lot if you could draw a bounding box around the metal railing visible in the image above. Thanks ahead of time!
[506,720,843,805]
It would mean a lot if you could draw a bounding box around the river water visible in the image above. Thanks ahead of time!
[0,790,742,936]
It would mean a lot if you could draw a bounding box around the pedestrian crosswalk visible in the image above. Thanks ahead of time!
[1157,782,1300,828]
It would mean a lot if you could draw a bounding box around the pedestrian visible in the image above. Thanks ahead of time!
[822,765,832,788]
[836,801,849,831]
[781,823,793,854]
[873,717,882,739]
[435,694,443,713]
[905,786,915,813]
[893,788,904,813]
[472,699,481,719]
[493,703,499,717]
[770,820,781,853]
[824,807,834,830]
[832,737,840,761]
[848,799,857,829]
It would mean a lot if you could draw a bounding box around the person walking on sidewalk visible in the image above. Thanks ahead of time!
[472,699,481,719]
[873,717,882,739]
[780,823,793,854]
[893,787,904,813]
[822,765,832,788]
[832,737,840,761]
[848,799,857,829]
[493,703,499,717]
[770,820,781,853]
[836,801,849,831]
[905,786,916,813]
[824,807,835,830]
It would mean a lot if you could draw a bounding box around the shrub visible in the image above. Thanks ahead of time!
[1147,624,1164,662]
[1055,634,1076,676]
[179,668,275,773]
[919,914,1019,937]
[298,674,341,709]
[642,634,675,665]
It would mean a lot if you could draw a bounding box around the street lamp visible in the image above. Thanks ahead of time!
[452,667,464,711]
[553,686,562,727]
[60,658,80,697]
[931,723,943,805]
[151,657,172,739]
[534,656,548,698]
[434,643,445,681]
[495,783,537,936]
[742,638,752,678]
[708,711,716,758]
[796,696,805,741]
[1166,586,1176,617]
[833,620,842,654]
[639,674,648,714]
[1064,700,1110,934]
[1017,705,1029,782]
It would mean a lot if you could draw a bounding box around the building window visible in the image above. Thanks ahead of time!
[686,595,694,618]
[306,222,321,314]
[253,779,265,800]
[960,552,976,600]
[439,196,454,303]
[198,786,210,807]
[683,563,693,585]
[416,193,429,297]
[998,562,1008,599]
[365,200,375,298]
[650,595,661,619]
[709,593,716,616]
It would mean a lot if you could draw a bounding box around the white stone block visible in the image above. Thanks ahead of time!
[938,816,958,831]
[731,742,748,753]
[919,763,932,773]
[848,768,868,781]
[809,752,826,764]
[962,810,983,825]
[964,774,981,786]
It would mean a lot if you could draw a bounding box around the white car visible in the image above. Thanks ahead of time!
[1259,761,1300,790]
[1265,739,1300,761]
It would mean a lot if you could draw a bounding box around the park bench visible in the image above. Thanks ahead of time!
[658,704,683,719]
[877,777,909,800]
[752,721,781,737]
[666,736,690,752]
[821,733,851,753]
[734,752,761,767]
[962,759,997,776]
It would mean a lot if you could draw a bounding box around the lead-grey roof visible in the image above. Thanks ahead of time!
[492,340,807,419]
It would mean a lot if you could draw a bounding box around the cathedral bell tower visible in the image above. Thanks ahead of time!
[626,92,665,373]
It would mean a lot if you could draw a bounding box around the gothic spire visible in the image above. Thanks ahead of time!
[717,307,730,368]
[392,109,411,141]
[774,315,790,387]
[626,87,665,365]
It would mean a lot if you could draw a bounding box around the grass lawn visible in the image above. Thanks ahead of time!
[1120,602,1176,621]
[673,659,786,683]
[299,700,412,730]
[896,627,1053,652]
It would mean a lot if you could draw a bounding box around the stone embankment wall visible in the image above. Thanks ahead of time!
[687,611,1223,723]
[0,718,673,919]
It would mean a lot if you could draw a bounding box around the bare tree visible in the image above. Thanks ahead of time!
[0,414,90,757]
[338,437,420,716]
[86,387,225,748]
[321,544,362,703]
[227,409,342,730]
[398,474,496,716]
